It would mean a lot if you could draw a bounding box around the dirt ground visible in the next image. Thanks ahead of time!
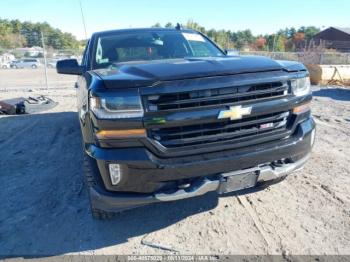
[0,68,75,92]
[0,69,349,257]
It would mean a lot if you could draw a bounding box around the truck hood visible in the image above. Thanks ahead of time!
[93,56,288,88]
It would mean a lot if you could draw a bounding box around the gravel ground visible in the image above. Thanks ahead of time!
[0,70,349,257]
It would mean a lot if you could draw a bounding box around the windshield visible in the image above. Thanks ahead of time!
[93,30,225,69]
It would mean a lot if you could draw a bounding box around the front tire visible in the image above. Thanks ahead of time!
[31,64,37,69]
[83,151,115,220]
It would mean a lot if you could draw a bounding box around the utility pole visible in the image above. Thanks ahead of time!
[272,34,276,53]
[41,31,49,90]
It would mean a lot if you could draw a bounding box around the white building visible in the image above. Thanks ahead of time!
[14,46,43,57]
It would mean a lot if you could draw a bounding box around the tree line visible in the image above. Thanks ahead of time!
[0,17,321,54]
[0,18,82,51]
[153,21,321,52]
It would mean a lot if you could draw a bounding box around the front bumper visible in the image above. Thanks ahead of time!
[90,153,310,212]
[88,117,315,212]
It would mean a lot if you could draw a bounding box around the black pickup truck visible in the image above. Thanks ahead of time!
[57,27,315,219]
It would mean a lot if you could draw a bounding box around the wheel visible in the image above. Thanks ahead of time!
[31,64,37,69]
[83,151,115,220]
[12,65,18,69]
[2,65,7,69]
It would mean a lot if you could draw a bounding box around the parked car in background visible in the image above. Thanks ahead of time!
[10,59,41,69]
[47,59,59,68]
[226,49,239,56]
[0,61,11,69]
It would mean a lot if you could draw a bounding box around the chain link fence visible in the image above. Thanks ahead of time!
[0,47,82,69]
[2,46,350,68]
[239,51,350,65]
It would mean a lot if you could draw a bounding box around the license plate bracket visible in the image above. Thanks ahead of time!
[217,168,259,194]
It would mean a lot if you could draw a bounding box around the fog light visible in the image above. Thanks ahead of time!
[109,164,121,185]
[311,129,316,147]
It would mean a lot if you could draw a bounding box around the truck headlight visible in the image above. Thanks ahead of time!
[89,89,143,119]
[291,77,311,97]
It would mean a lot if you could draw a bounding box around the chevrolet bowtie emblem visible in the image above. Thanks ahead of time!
[218,105,252,120]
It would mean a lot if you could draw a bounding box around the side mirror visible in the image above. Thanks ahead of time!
[56,59,83,75]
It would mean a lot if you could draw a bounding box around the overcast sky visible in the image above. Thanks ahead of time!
[1,0,349,39]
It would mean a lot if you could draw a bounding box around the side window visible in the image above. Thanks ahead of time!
[81,40,90,67]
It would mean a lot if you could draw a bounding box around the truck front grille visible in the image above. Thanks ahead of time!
[142,73,294,153]
[145,82,288,111]
[149,111,291,148]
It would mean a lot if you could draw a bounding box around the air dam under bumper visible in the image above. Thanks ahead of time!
[89,117,315,213]
[90,154,310,212]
